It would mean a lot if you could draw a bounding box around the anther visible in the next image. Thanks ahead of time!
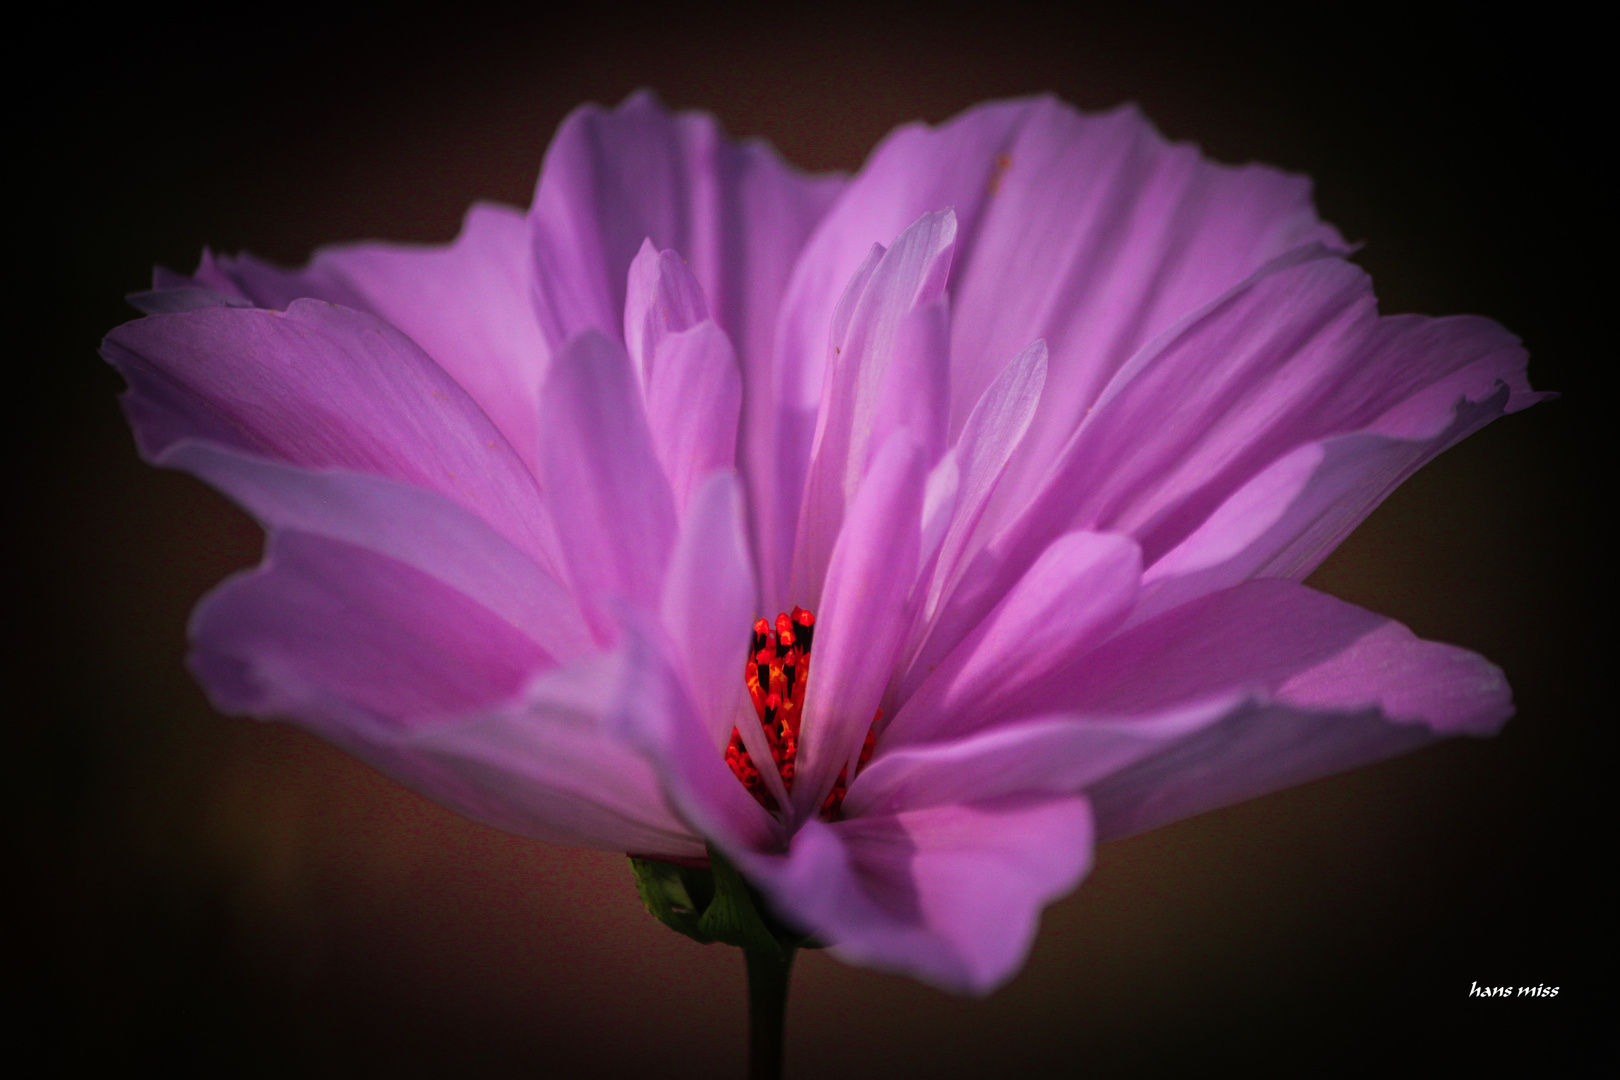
[792,607,815,653]
[727,606,880,820]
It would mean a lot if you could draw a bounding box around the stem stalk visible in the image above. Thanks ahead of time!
[745,943,795,1080]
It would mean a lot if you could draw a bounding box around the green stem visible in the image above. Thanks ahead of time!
[745,942,795,1080]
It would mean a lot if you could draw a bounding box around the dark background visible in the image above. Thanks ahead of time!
[17,3,1604,1075]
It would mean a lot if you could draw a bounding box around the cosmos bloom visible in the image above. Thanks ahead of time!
[105,92,1541,995]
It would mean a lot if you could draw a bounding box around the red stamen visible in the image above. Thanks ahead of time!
[725,608,881,820]
[819,713,879,821]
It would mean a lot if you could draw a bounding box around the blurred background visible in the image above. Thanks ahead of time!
[18,3,1602,1075]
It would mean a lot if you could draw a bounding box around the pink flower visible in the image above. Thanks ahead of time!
[104,92,1542,995]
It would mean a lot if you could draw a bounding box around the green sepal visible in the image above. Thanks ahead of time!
[628,844,823,954]
[629,855,715,942]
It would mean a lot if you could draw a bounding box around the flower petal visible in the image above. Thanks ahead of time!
[873,295,952,467]
[889,338,1051,696]
[128,281,253,314]
[660,472,758,751]
[774,98,1042,420]
[754,240,879,609]
[537,330,678,644]
[623,238,710,384]
[732,796,1092,994]
[941,246,1538,658]
[645,320,743,515]
[167,443,591,665]
[610,620,783,853]
[1053,579,1513,838]
[529,93,842,572]
[1027,247,1535,564]
[793,435,927,818]
[1063,579,1510,728]
[884,531,1142,748]
[529,90,844,372]
[1089,701,1440,843]
[144,206,552,475]
[526,93,844,616]
[774,96,1345,533]
[925,336,1047,618]
[383,654,707,858]
[791,210,956,602]
[948,99,1346,493]
[191,531,549,727]
[301,203,552,476]
[193,247,370,311]
[844,696,1244,819]
[1132,390,1512,624]
[763,99,1040,608]
[238,646,701,857]
[103,300,560,573]
[918,452,961,577]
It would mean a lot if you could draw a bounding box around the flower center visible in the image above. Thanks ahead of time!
[725,606,877,820]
